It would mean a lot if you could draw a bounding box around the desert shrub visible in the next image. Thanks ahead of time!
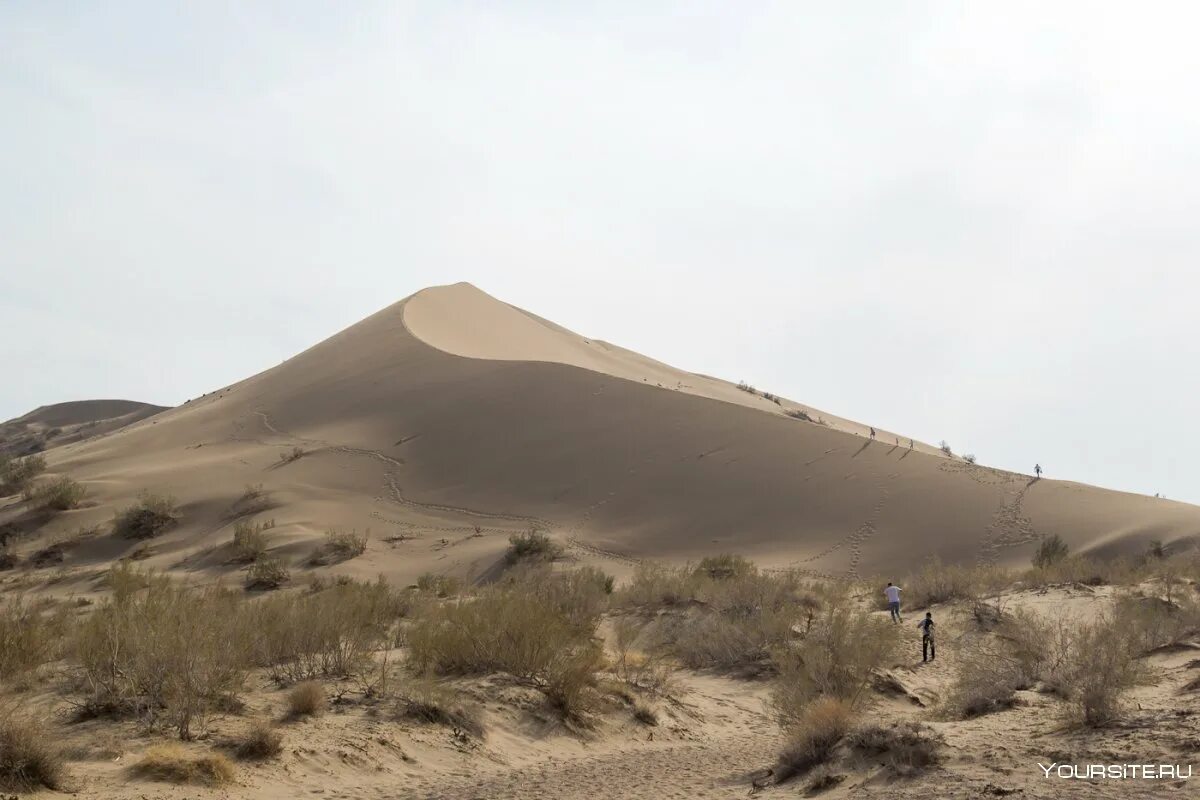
[772,595,900,717]
[309,528,368,565]
[131,744,234,785]
[113,492,180,539]
[1112,592,1200,654]
[845,721,943,775]
[230,519,274,564]
[250,577,401,682]
[504,529,562,565]
[903,559,1010,608]
[23,475,87,511]
[1032,534,1069,569]
[611,617,674,694]
[416,572,462,598]
[233,484,271,515]
[942,643,1025,718]
[963,453,977,464]
[233,720,283,760]
[279,446,305,464]
[632,702,658,725]
[395,680,485,739]
[73,573,251,739]
[245,556,290,590]
[0,597,72,680]
[773,697,853,783]
[786,409,813,421]
[616,562,696,608]
[1063,616,1147,725]
[542,641,607,724]
[695,554,754,581]
[0,454,46,495]
[1023,554,1142,589]
[0,714,66,791]
[939,440,953,455]
[505,565,611,631]
[286,681,327,718]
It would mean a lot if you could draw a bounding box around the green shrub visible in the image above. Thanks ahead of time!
[113,492,180,539]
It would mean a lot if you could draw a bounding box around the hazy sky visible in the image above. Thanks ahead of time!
[3,3,1197,502]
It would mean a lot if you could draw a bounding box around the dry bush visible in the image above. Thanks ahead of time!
[415,572,462,598]
[631,563,821,672]
[395,680,485,739]
[845,721,943,775]
[230,518,274,564]
[902,559,1010,608]
[73,572,251,739]
[1061,616,1147,726]
[23,475,87,511]
[0,454,46,495]
[0,713,67,792]
[942,643,1025,718]
[309,528,368,565]
[407,571,605,722]
[250,577,401,682]
[286,681,327,718]
[772,595,901,718]
[278,446,305,464]
[1113,592,1200,654]
[504,529,562,565]
[1023,555,1143,589]
[0,597,71,680]
[131,744,234,785]
[233,720,282,760]
[245,556,290,591]
[1032,534,1069,569]
[632,702,658,725]
[113,492,180,539]
[939,440,953,455]
[611,617,674,694]
[616,562,695,608]
[695,554,755,581]
[773,697,853,783]
[233,484,270,515]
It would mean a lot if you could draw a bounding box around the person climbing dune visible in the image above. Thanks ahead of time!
[884,582,902,622]
[917,612,935,662]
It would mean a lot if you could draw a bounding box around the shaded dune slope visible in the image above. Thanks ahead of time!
[27,283,1200,583]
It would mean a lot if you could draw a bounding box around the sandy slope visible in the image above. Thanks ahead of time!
[3,283,1198,592]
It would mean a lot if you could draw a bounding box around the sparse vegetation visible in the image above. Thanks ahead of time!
[233,720,283,760]
[773,697,853,783]
[939,440,953,455]
[1032,534,1069,569]
[309,528,368,565]
[845,721,943,775]
[416,571,463,598]
[113,491,180,539]
[0,453,46,495]
[278,446,306,464]
[230,518,275,564]
[23,475,87,511]
[396,680,485,739]
[504,529,562,565]
[785,408,813,421]
[0,597,71,680]
[286,681,327,718]
[131,744,235,785]
[963,453,977,464]
[245,556,290,590]
[0,714,67,792]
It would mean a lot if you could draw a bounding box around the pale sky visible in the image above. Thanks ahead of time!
[3,3,1197,502]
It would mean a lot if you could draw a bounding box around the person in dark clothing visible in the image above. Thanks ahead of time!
[1034,463,1042,478]
[869,427,876,439]
[917,612,935,662]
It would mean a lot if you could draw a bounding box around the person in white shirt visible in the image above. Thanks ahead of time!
[884,582,902,622]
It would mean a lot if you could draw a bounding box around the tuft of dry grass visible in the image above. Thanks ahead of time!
[278,446,306,464]
[0,714,67,792]
[504,529,563,565]
[230,518,275,564]
[245,556,290,591]
[415,572,462,598]
[286,681,327,718]
[309,528,368,565]
[845,721,943,775]
[773,697,853,783]
[113,492,180,539]
[23,475,87,511]
[395,680,485,739]
[233,721,283,760]
[131,744,235,785]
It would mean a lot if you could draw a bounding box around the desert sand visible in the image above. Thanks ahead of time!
[2,282,1198,799]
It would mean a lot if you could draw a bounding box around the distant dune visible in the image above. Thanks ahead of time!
[0,399,166,457]
[6,283,1198,587]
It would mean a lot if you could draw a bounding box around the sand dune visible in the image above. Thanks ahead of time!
[5,282,1198,589]
[0,399,166,458]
